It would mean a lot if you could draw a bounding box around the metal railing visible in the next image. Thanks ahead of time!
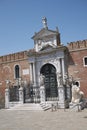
[9,86,19,102]
[24,86,40,103]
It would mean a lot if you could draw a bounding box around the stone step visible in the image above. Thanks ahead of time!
[8,102,52,111]
[8,103,43,111]
[40,103,51,111]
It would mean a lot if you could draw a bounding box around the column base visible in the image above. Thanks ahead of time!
[40,85,45,103]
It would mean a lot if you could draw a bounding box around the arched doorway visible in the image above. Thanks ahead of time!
[40,63,58,100]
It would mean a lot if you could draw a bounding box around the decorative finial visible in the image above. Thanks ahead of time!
[42,17,48,29]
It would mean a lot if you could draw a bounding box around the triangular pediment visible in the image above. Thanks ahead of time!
[32,28,58,40]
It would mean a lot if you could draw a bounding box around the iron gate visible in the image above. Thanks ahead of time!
[9,86,19,102]
[24,86,40,103]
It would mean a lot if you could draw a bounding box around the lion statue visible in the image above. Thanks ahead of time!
[71,83,84,103]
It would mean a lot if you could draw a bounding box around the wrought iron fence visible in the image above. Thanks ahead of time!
[24,86,40,103]
[9,86,19,102]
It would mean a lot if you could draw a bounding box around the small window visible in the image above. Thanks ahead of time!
[83,57,87,66]
[15,65,20,79]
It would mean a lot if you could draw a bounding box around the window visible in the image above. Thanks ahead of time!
[15,65,20,79]
[83,57,87,66]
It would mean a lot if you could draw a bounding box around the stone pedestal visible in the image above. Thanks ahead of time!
[69,102,82,112]
[19,87,24,104]
[58,86,65,108]
[40,86,45,103]
[5,88,9,109]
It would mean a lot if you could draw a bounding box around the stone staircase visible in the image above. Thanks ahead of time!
[40,103,51,111]
[8,103,43,111]
[8,103,51,111]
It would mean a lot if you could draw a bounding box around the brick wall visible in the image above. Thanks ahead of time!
[0,50,30,107]
[1,39,87,107]
[68,40,87,97]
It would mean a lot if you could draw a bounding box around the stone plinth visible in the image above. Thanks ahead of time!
[5,88,9,109]
[58,86,65,108]
[69,102,82,112]
[19,87,24,104]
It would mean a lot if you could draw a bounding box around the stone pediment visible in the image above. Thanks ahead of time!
[32,28,58,40]
[39,44,56,52]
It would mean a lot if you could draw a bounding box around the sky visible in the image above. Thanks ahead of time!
[0,0,87,56]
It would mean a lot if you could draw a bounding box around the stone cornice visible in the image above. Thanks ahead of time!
[32,28,59,40]
[27,46,68,57]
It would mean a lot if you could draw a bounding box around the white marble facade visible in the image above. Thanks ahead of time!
[27,17,68,108]
[29,51,66,86]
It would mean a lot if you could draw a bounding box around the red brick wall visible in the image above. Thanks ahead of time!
[68,40,87,97]
[0,51,30,107]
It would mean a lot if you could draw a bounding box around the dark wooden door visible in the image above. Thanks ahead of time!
[40,64,58,99]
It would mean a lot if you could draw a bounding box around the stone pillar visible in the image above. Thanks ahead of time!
[40,86,45,103]
[61,58,65,82]
[30,63,33,83]
[58,86,65,108]
[19,87,24,104]
[33,62,36,86]
[5,88,9,109]
[57,58,61,85]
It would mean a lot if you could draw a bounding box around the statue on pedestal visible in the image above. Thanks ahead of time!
[71,83,84,103]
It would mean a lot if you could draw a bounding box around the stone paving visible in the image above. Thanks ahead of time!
[0,108,87,130]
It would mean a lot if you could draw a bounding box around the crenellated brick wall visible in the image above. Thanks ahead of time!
[0,51,27,63]
[67,39,87,50]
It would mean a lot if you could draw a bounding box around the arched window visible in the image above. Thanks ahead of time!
[15,65,20,79]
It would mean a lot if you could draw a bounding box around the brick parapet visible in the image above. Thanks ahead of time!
[67,39,87,51]
[0,51,28,64]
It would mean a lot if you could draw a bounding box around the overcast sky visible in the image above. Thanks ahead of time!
[0,0,87,56]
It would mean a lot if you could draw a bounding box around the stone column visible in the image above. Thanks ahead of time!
[58,86,65,108]
[30,63,33,84]
[40,74,45,103]
[19,87,24,104]
[61,58,65,82]
[33,62,36,86]
[58,59,65,108]
[5,88,9,109]
[40,86,45,103]
[57,59,61,85]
